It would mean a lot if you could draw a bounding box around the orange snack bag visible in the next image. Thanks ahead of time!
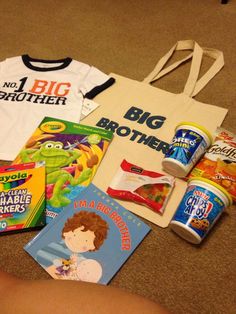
[188,127,236,202]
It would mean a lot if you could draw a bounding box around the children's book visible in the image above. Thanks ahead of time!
[0,162,45,233]
[13,117,113,224]
[24,183,151,285]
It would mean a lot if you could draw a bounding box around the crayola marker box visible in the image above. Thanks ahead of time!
[0,162,46,234]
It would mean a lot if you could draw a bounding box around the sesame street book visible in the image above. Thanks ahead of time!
[13,117,113,224]
[24,183,151,285]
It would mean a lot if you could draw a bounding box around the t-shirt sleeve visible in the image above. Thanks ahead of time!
[80,66,115,99]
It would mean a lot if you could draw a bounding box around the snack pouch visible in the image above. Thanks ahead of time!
[188,127,236,202]
[107,159,175,214]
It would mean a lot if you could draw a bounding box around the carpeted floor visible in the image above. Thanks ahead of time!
[0,1,235,313]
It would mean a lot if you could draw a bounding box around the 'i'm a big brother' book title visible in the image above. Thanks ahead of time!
[13,117,113,224]
[24,184,151,285]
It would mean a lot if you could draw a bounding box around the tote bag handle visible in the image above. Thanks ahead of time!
[143,40,224,97]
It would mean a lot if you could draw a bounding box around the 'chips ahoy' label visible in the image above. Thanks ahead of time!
[172,184,225,239]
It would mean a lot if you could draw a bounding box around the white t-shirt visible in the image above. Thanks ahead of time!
[0,55,115,160]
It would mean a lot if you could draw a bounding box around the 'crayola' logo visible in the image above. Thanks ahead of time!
[40,121,66,133]
[0,172,27,183]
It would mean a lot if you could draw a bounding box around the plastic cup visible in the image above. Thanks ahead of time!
[170,177,232,244]
[162,122,212,177]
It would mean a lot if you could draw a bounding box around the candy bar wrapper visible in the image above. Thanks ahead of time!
[188,127,236,202]
[107,159,175,214]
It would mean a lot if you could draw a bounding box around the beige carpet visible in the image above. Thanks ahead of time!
[0,1,235,313]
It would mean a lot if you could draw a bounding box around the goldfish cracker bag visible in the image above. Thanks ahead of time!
[188,127,236,202]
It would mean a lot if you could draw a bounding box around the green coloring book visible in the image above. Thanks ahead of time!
[13,117,113,224]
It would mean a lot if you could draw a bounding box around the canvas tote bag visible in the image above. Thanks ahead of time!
[83,40,228,227]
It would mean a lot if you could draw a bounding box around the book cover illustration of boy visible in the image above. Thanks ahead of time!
[24,184,151,285]
[13,117,113,223]
[36,211,108,283]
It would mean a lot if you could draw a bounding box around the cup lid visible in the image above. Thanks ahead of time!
[176,121,213,144]
[188,177,233,206]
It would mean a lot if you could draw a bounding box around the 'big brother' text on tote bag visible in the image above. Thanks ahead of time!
[83,40,228,227]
